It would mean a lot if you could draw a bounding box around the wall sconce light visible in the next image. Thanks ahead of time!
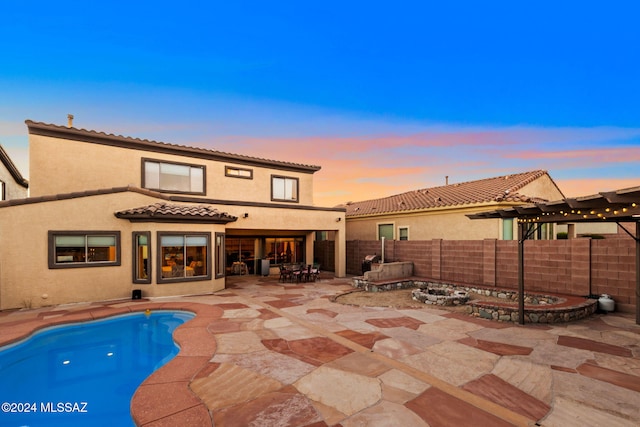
[243,213,249,218]
[336,217,342,222]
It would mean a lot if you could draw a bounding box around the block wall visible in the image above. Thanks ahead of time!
[336,238,636,313]
[591,239,636,308]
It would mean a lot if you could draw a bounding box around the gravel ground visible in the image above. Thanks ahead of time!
[335,288,508,312]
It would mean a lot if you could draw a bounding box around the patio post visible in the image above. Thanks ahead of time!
[518,222,525,325]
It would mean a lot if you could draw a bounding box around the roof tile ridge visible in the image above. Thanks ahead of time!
[25,120,321,170]
[504,170,547,193]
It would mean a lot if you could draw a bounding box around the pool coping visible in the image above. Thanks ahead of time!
[0,300,219,426]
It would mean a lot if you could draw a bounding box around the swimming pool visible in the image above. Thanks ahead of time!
[0,310,194,427]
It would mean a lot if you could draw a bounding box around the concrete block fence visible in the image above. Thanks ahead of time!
[314,238,637,313]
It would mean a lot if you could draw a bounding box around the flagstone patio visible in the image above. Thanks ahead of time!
[0,274,638,426]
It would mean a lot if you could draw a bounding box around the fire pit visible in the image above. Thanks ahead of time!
[411,283,470,306]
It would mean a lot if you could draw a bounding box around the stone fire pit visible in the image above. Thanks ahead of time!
[411,283,470,306]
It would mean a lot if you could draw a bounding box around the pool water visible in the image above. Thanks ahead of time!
[0,310,194,427]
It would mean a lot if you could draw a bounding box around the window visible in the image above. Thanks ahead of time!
[0,180,4,200]
[49,231,121,268]
[133,232,151,283]
[157,232,211,283]
[265,237,304,265]
[142,159,205,194]
[502,219,514,240]
[271,175,298,202]
[399,227,409,241]
[378,224,394,240]
[215,233,225,278]
[225,166,253,179]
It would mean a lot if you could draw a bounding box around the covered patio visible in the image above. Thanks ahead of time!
[468,186,640,325]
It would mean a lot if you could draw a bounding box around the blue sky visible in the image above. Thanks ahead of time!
[1,1,639,206]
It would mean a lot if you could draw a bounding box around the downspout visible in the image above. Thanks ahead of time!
[381,236,385,263]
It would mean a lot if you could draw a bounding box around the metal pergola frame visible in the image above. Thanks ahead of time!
[467,186,640,325]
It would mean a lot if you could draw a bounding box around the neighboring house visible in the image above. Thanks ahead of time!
[343,170,564,241]
[0,144,29,200]
[0,120,345,310]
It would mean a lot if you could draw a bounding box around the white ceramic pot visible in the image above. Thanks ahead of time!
[598,294,615,312]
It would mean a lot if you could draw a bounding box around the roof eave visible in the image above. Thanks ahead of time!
[114,213,237,224]
[25,120,321,174]
[346,200,528,218]
[0,145,29,188]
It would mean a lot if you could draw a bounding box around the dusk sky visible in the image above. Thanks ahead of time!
[1,1,639,207]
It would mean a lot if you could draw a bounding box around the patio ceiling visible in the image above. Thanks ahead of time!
[467,186,640,224]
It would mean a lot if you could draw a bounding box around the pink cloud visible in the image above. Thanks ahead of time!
[504,147,640,162]
[192,127,640,207]
[556,178,640,198]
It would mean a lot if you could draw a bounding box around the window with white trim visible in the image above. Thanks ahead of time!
[502,219,514,240]
[399,227,409,240]
[378,224,394,240]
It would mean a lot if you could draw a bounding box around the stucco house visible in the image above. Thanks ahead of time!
[343,170,564,241]
[0,144,28,200]
[0,120,345,310]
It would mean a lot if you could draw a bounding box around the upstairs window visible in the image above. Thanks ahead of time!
[271,175,298,202]
[225,166,253,179]
[143,159,205,194]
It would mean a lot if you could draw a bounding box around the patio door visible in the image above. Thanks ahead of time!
[225,237,257,275]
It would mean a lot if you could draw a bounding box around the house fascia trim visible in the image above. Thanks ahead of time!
[26,120,321,174]
[0,144,29,188]
[346,202,524,220]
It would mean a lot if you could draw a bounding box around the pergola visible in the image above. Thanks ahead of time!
[468,186,640,325]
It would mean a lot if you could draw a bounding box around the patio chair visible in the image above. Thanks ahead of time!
[301,265,313,282]
[309,264,320,282]
[279,265,292,282]
[292,264,306,282]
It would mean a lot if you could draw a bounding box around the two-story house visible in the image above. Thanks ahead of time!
[0,120,345,310]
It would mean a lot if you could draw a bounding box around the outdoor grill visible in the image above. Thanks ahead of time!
[362,254,381,274]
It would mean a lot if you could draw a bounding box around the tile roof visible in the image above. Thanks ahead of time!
[25,120,321,173]
[115,202,237,223]
[343,170,554,217]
